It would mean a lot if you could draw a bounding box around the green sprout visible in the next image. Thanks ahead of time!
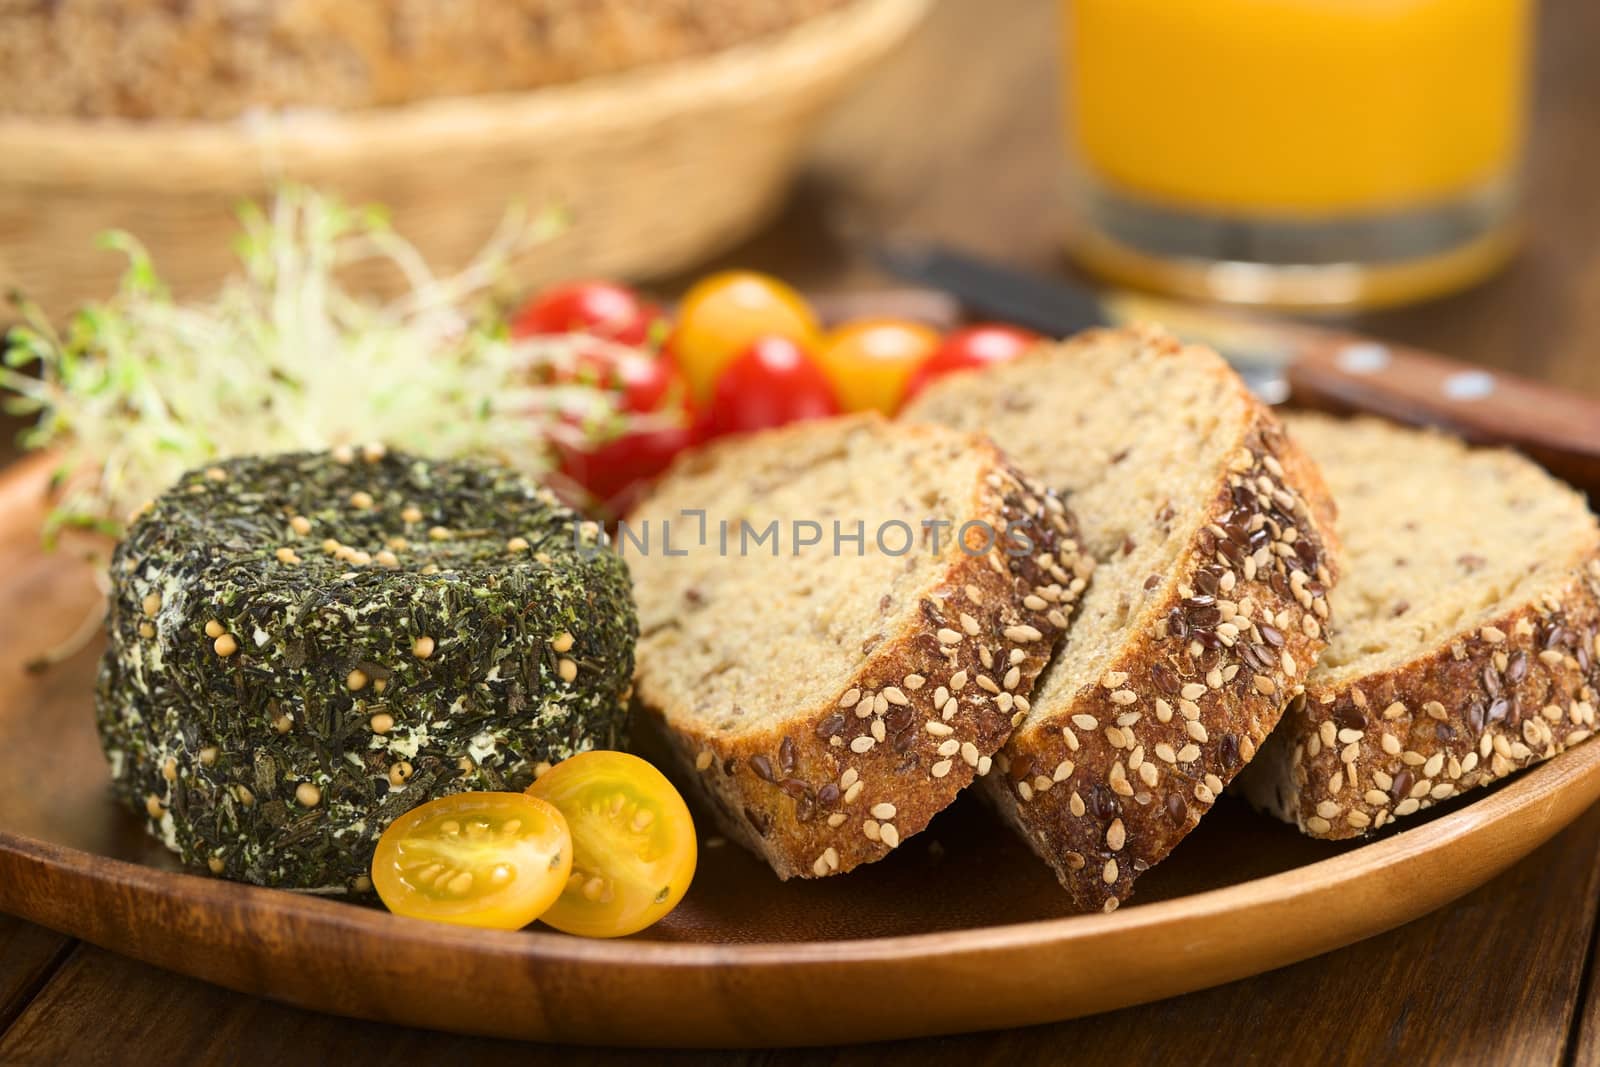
[1,187,636,543]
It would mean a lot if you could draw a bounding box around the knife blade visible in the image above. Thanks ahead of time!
[869,239,1600,495]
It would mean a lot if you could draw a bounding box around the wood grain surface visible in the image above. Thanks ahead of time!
[0,918,70,1039]
[3,0,1600,1062]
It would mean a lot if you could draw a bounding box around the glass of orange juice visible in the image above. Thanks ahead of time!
[1063,0,1535,310]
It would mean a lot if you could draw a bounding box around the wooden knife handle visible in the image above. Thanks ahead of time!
[1285,332,1600,495]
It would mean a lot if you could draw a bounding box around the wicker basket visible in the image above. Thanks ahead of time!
[0,0,927,319]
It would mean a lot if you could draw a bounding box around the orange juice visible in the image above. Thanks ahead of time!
[1063,0,1534,308]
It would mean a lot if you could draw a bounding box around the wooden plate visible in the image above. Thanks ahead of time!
[2,451,1599,1047]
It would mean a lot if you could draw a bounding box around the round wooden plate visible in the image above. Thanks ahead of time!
[1,452,1598,1047]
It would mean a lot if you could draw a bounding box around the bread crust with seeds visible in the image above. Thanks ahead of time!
[903,326,1339,911]
[1239,415,1600,837]
[628,415,1090,880]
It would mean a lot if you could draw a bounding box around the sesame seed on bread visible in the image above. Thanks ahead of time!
[902,325,1339,912]
[628,414,1091,880]
[1237,413,1600,837]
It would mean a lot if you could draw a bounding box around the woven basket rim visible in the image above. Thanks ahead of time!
[0,0,928,166]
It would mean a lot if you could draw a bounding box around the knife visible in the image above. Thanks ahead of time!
[866,240,1600,494]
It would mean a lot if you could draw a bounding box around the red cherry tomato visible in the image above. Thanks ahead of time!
[553,345,678,415]
[903,324,1040,401]
[708,336,840,437]
[513,281,663,346]
[558,417,696,518]
[550,345,698,516]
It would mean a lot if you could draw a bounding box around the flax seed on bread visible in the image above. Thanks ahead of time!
[1238,413,1600,837]
[902,325,1338,911]
[628,414,1090,879]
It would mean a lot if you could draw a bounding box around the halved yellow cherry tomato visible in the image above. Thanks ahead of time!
[526,751,697,938]
[672,271,820,404]
[815,318,943,413]
[371,792,572,930]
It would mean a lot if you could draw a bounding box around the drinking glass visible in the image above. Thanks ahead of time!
[1063,0,1534,310]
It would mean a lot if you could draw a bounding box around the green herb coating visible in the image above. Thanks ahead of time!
[95,448,636,894]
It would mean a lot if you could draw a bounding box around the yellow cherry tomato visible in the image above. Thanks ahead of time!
[371,792,572,930]
[816,318,943,413]
[526,751,697,938]
[672,271,820,403]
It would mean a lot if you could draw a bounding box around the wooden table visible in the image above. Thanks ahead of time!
[4,0,1600,1062]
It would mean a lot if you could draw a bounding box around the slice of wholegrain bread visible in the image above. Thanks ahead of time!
[628,413,1091,879]
[902,325,1338,911]
[1237,413,1600,837]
